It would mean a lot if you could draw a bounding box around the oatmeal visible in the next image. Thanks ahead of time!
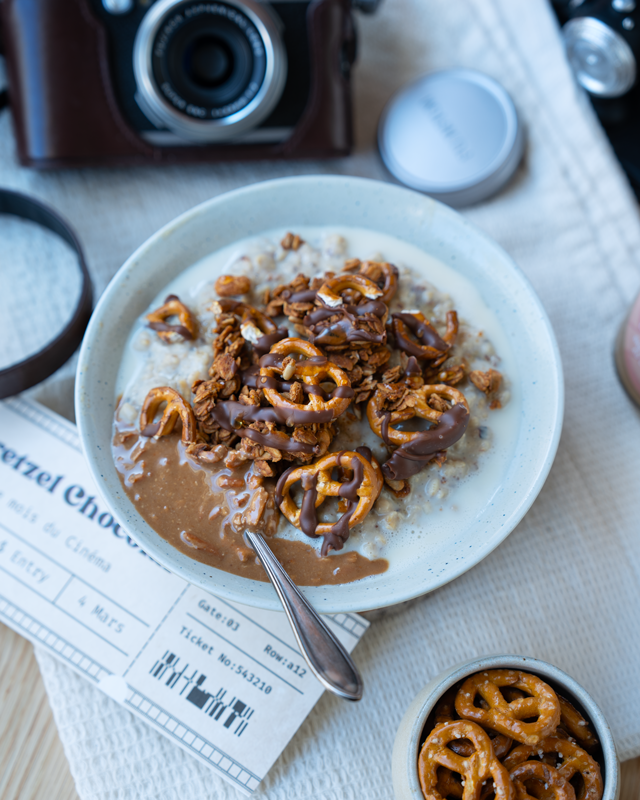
[113,228,515,586]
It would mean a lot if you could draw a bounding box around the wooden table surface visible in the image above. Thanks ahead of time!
[1,622,639,800]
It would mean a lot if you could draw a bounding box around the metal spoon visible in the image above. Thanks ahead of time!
[243,530,363,701]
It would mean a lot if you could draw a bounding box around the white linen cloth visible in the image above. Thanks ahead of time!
[2,0,640,797]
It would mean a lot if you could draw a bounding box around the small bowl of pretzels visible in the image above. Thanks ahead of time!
[391,655,619,800]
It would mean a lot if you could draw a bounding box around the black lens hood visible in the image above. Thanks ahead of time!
[0,188,93,398]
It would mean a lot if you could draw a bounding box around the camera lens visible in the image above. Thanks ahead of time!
[562,17,636,97]
[134,0,287,142]
[156,9,266,116]
[185,37,236,90]
[187,38,233,88]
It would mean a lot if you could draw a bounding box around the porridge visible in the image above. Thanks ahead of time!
[113,228,514,586]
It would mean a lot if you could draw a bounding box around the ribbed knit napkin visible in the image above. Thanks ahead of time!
[2,0,640,797]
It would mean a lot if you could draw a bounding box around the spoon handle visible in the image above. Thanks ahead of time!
[244,530,363,701]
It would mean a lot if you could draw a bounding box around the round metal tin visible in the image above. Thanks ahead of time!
[378,69,525,208]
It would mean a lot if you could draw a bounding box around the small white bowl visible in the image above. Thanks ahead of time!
[391,654,620,800]
[75,175,563,613]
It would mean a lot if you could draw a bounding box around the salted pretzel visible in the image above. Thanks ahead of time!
[418,720,514,800]
[367,384,469,447]
[140,386,197,443]
[316,274,384,308]
[267,337,324,360]
[436,768,463,799]
[504,738,603,800]
[213,298,283,347]
[455,670,561,747]
[391,311,457,361]
[509,762,576,800]
[146,294,197,342]
[433,688,513,760]
[275,450,383,553]
[343,259,399,304]
[557,696,599,752]
[261,338,354,420]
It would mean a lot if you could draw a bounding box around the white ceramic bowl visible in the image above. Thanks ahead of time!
[75,175,563,613]
[392,654,620,800]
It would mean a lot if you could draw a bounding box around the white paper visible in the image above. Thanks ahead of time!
[0,397,368,795]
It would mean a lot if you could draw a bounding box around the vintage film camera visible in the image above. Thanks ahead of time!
[0,0,378,168]
[553,0,640,195]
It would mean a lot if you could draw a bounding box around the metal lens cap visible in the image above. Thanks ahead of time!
[562,17,636,97]
[378,69,524,208]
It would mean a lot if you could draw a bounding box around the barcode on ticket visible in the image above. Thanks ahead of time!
[151,650,255,737]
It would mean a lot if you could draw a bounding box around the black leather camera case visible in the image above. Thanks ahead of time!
[1,0,355,168]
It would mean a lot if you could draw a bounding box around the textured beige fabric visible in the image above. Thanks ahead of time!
[3,0,640,796]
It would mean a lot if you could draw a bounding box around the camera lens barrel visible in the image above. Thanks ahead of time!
[134,0,287,142]
[562,15,637,97]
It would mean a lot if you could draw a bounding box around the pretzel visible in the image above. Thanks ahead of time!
[268,337,325,360]
[275,450,383,555]
[316,274,384,308]
[261,338,354,420]
[430,312,460,369]
[140,387,197,443]
[146,294,197,342]
[391,311,457,361]
[367,384,469,447]
[557,696,599,752]
[418,720,514,800]
[367,383,470,481]
[433,687,513,760]
[436,768,463,799]
[504,738,603,800]
[509,762,576,800]
[455,670,561,746]
[214,274,251,296]
[344,259,399,304]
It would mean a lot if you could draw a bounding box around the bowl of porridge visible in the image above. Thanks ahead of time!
[75,175,563,613]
